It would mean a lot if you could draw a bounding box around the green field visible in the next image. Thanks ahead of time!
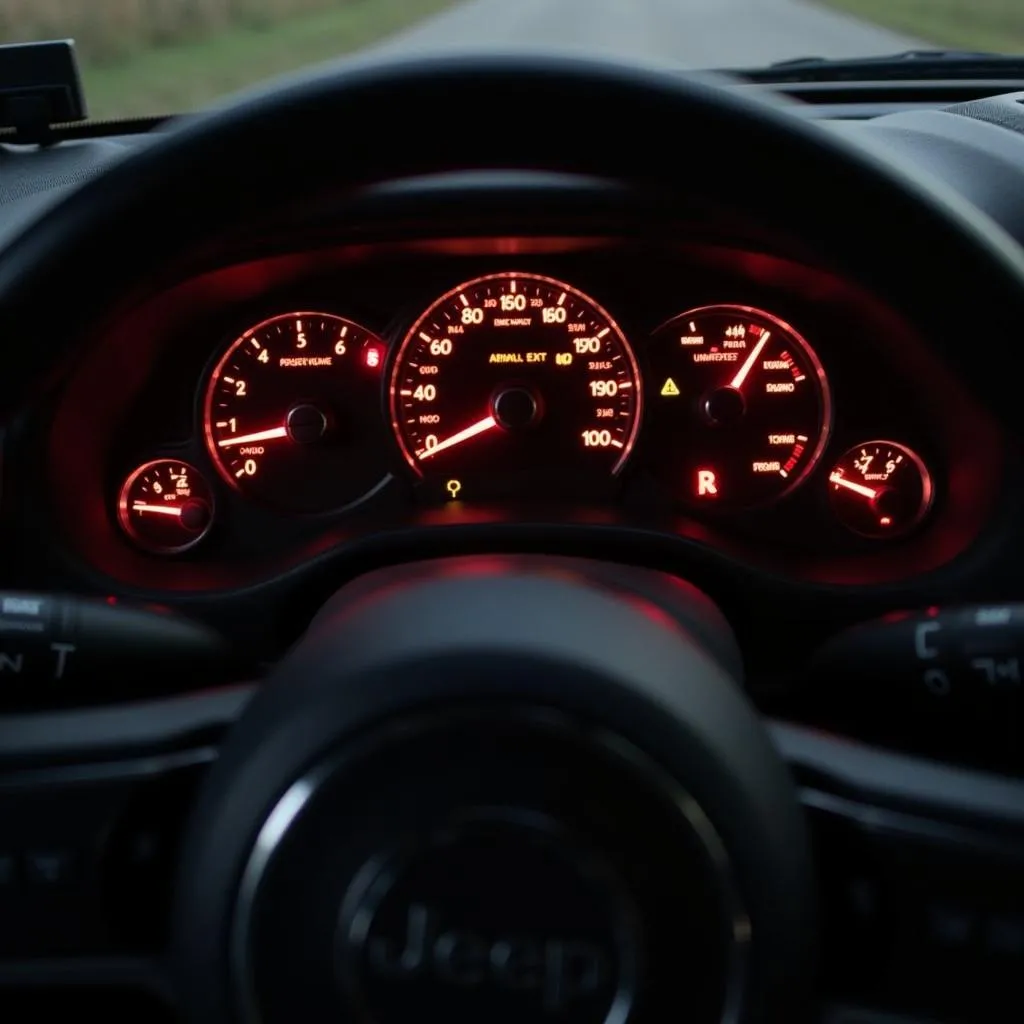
[75,0,455,120]
[818,0,1024,54]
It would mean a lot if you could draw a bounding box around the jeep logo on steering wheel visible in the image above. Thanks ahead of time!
[363,902,609,1011]
[337,821,635,1024]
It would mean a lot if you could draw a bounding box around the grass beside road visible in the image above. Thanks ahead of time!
[817,0,1024,55]
[77,0,456,120]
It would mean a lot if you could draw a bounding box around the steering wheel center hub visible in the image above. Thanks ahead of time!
[233,709,740,1024]
[174,559,813,1023]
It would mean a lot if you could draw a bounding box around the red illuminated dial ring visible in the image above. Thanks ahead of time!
[203,312,391,513]
[118,459,213,555]
[828,441,933,538]
[389,273,642,493]
[648,305,831,508]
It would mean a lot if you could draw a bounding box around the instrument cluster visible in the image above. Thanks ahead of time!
[42,239,1000,590]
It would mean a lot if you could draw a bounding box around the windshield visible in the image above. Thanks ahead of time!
[1,0,1020,120]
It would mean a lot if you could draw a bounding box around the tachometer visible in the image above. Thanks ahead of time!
[648,305,831,508]
[203,312,391,513]
[389,273,642,496]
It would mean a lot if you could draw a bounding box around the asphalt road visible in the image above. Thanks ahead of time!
[372,0,926,69]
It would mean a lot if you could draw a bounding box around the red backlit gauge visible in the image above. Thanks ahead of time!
[828,441,933,538]
[203,312,392,513]
[118,459,213,554]
[389,273,642,498]
[648,305,831,508]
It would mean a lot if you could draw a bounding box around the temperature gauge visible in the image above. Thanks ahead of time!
[118,459,214,554]
[828,441,933,538]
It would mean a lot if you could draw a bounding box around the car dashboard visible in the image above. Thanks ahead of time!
[1,57,1024,1024]
[42,234,998,579]
[0,224,989,685]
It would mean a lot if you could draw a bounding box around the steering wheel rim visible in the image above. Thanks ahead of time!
[1,53,1024,431]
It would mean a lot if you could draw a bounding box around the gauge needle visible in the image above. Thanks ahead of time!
[829,472,878,501]
[728,331,772,391]
[417,415,498,460]
[132,503,183,517]
[217,426,288,448]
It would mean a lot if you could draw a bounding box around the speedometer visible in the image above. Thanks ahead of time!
[389,273,642,494]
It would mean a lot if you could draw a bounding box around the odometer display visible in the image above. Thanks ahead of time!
[390,273,642,494]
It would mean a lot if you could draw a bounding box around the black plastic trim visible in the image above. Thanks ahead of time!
[0,745,216,791]
[771,720,1024,837]
[0,686,251,767]
[0,955,170,996]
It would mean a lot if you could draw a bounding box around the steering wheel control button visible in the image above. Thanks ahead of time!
[101,764,210,950]
[804,603,1024,773]
[925,904,975,948]
[337,817,632,1024]
[805,771,1024,1021]
[23,849,78,888]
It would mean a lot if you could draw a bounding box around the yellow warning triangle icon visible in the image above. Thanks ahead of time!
[660,377,680,397]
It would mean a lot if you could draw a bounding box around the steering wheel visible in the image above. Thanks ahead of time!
[3,55,1024,1024]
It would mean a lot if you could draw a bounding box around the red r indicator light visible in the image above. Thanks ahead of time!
[696,469,719,497]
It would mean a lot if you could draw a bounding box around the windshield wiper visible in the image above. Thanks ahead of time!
[728,50,1024,84]
[771,49,998,68]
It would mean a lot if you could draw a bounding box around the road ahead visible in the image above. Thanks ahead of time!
[372,0,926,69]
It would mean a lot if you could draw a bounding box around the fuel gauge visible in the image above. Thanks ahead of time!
[828,441,933,538]
[118,459,214,554]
